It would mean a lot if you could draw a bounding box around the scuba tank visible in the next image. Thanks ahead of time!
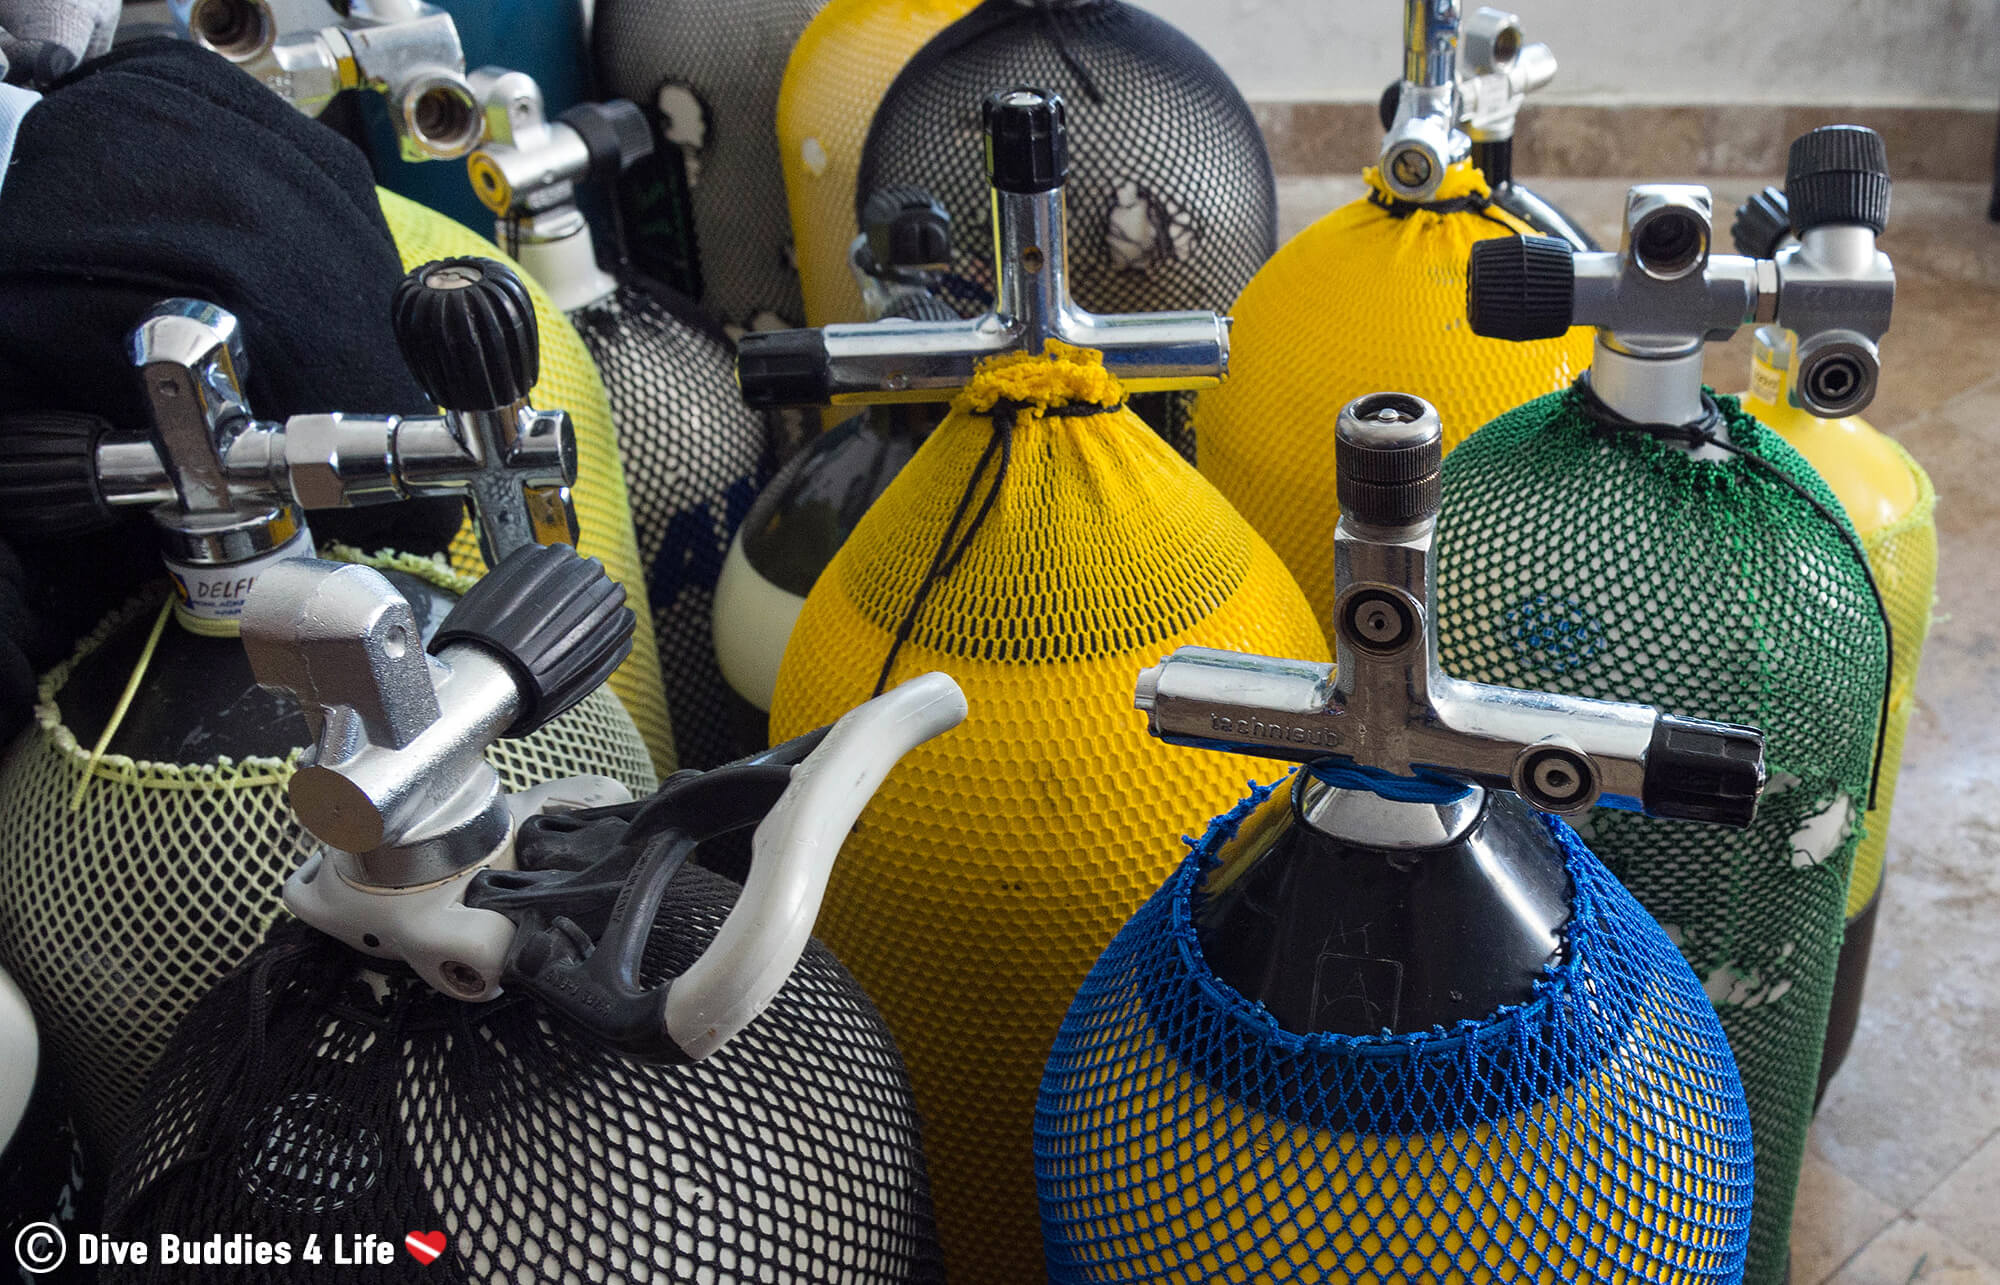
[467,75,776,770]
[779,0,983,327]
[711,187,954,746]
[101,542,963,1283]
[856,0,1279,461]
[1376,4,1598,249]
[1441,125,1896,1285]
[1037,392,1764,1284]
[2,963,94,1285]
[1195,0,1594,624]
[167,3,679,767]
[0,260,656,1167]
[1731,186,1938,1100]
[738,89,1328,1284]
[592,0,827,332]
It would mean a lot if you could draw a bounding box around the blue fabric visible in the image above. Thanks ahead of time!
[1036,780,1755,1284]
[1305,757,1474,804]
[0,82,40,199]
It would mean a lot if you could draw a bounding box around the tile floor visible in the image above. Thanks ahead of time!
[1272,173,2000,1284]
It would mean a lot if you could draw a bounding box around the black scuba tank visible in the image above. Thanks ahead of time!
[467,81,776,770]
[100,541,963,1284]
[0,262,656,1167]
[710,185,955,749]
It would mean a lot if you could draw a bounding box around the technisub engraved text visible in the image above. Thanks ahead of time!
[1211,714,1341,747]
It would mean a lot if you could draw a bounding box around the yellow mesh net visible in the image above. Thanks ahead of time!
[768,344,1329,1285]
[780,0,982,327]
[0,549,658,1164]
[1839,442,1935,913]
[1195,162,1594,622]
[376,188,675,772]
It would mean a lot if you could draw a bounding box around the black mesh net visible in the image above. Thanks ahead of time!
[593,0,826,332]
[568,281,774,771]
[102,863,943,1284]
[856,0,1276,461]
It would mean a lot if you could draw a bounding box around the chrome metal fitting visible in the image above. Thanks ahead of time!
[1135,392,1766,828]
[1378,0,1472,201]
[1456,7,1555,144]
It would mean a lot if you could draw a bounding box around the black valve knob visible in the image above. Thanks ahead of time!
[1731,185,1792,258]
[1378,81,1401,131]
[1467,235,1576,341]
[391,258,540,412]
[983,87,1067,194]
[0,411,122,540]
[430,542,634,738]
[1642,714,1766,828]
[559,100,655,185]
[862,185,952,273]
[736,328,833,410]
[1786,124,1890,236]
[1335,393,1444,528]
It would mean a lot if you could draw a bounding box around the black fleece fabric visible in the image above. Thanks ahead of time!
[0,39,464,736]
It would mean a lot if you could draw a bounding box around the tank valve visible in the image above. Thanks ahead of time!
[736,86,1229,409]
[1467,124,1894,419]
[251,545,967,1060]
[1137,392,1766,828]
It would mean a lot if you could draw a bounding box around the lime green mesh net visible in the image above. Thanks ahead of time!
[0,549,657,1165]
[1433,387,1888,1285]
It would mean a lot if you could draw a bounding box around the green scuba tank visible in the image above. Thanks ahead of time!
[1441,125,1897,1285]
[1038,391,1764,1284]
[100,541,962,1284]
[0,261,656,1166]
[711,186,954,748]
[1730,186,1939,1100]
[467,80,776,769]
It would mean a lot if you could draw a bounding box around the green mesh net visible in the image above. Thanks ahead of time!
[1433,386,1889,1285]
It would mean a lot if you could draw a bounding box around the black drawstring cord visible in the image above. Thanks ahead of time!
[872,398,1120,696]
[1573,375,1892,811]
[1368,186,1522,234]
[1032,0,1106,105]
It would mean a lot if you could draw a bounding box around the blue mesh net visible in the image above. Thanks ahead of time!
[1035,777,1755,1284]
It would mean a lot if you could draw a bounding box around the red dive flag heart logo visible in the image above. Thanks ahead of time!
[405,1231,447,1265]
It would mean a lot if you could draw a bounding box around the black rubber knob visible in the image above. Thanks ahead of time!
[1642,713,1767,829]
[1731,185,1793,258]
[736,328,833,409]
[1335,393,1443,527]
[559,100,654,184]
[1786,125,1891,235]
[391,258,540,412]
[0,411,121,540]
[1467,235,1576,341]
[982,87,1067,194]
[862,186,952,271]
[1378,81,1401,131]
[430,542,634,738]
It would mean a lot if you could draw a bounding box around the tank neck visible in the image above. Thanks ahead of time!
[500,216,618,314]
[1590,339,1731,460]
[1193,778,1571,1037]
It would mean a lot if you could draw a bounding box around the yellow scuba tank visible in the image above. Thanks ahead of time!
[744,90,1329,1285]
[780,0,981,328]
[378,187,676,771]
[1739,323,1936,1097]
[1195,0,1593,623]
[1037,393,1762,1284]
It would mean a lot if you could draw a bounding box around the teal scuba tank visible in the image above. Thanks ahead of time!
[0,260,655,1166]
[466,79,776,769]
[99,539,962,1283]
[1037,391,1764,1284]
[1442,125,1896,1285]
[710,185,954,747]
